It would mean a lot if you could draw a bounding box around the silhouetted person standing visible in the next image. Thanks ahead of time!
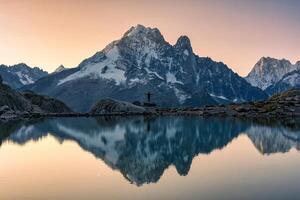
[145,92,153,103]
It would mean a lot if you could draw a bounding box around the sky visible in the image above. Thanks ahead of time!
[0,0,299,76]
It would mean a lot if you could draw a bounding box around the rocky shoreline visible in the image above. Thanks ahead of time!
[153,90,300,121]
[1,89,299,123]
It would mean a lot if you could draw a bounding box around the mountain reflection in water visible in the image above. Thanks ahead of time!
[0,116,299,186]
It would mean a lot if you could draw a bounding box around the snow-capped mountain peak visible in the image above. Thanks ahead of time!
[24,24,266,112]
[0,63,48,88]
[123,24,165,42]
[245,57,299,90]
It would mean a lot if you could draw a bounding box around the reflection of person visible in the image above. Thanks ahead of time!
[147,122,150,132]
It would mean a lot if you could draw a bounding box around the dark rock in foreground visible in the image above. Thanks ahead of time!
[22,91,72,114]
[90,99,146,114]
[0,75,73,121]
[0,78,33,115]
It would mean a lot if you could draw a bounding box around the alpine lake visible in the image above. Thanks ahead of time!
[0,116,300,200]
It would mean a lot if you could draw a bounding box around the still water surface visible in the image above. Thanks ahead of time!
[0,116,300,200]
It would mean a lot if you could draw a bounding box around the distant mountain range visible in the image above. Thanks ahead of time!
[1,25,299,111]
[245,57,300,94]
[0,63,48,89]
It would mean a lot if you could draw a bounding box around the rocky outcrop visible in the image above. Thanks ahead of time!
[0,79,33,112]
[90,99,146,114]
[53,65,67,74]
[0,75,73,121]
[0,78,34,121]
[22,91,72,113]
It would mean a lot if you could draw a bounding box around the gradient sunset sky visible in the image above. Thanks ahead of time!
[0,0,299,76]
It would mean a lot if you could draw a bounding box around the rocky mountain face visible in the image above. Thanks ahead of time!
[245,57,300,92]
[23,25,266,112]
[266,70,300,95]
[0,63,48,89]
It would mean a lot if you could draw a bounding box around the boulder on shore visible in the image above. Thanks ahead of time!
[0,75,74,121]
[90,99,146,114]
[0,77,33,112]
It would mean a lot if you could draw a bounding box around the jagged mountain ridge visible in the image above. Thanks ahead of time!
[0,63,48,89]
[23,24,267,112]
[245,57,300,91]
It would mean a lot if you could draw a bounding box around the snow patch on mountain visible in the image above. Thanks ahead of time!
[16,72,34,85]
[129,77,146,86]
[183,49,189,56]
[58,46,126,85]
[0,63,48,89]
[166,72,183,84]
[144,67,164,80]
[282,72,300,85]
[209,93,229,100]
